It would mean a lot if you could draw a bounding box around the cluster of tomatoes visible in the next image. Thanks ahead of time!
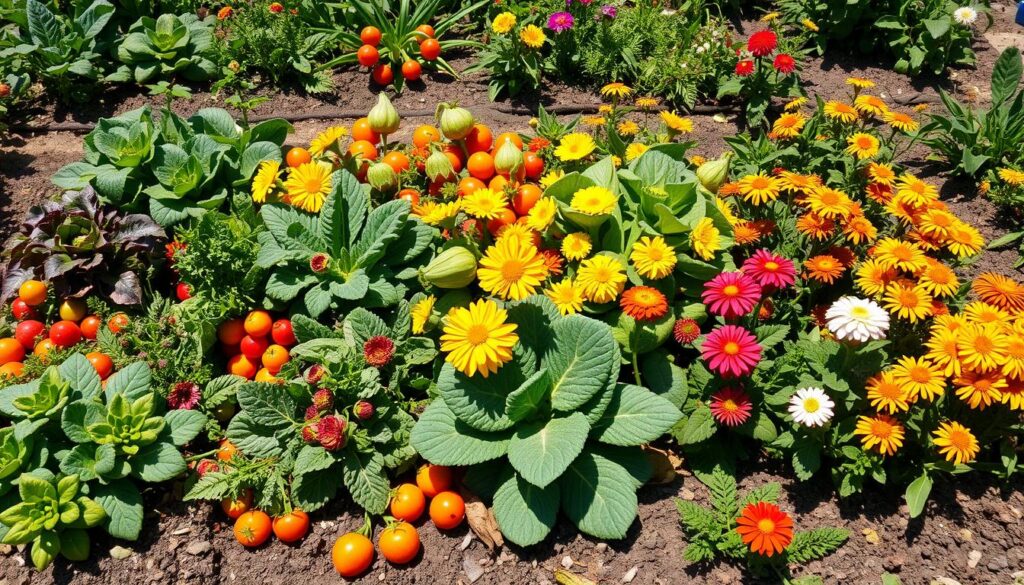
[217,310,296,383]
[355,24,440,86]
[331,464,465,577]
[0,279,126,381]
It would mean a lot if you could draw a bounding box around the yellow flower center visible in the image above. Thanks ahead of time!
[723,284,740,296]
[722,399,738,412]
[850,306,869,319]
[757,519,776,533]
[803,397,820,413]
[593,268,612,283]
[305,179,323,193]
[972,335,994,354]
[909,366,932,383]
[898,290,919,308]
[764,261,779,271]
[723,341,741,355]
[466,324,490,345]
[948,430,971,451]
[501,260,525,281]
[750,177,770,190]
[871,420,893,438]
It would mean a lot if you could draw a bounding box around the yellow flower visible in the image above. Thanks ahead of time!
[760,11,781,22]
[715,197,740,226]
[598,104,613,115]
[583,115,607,127]
[570,186,617,215]
[882,282,933,323]
[554,133,596,161]
[690,155,707,167]
[440,299,519,378]
[689,217,720,261]
[802,18,819,32]
[495,222,536,247]
[462,188,508,220]
[576,255,627,303]
[883,110,919,132]
[477,237,549,301]
[843,215,878,245]
[823,101,858,124]
[918,261,959,297]
[545,278,585,315]
[998,168,1024,186]
[853,95,888,118]
[625,143,648,161]
[635,96,659,109]
[251,160,280,203]
[414,200,461,225]
[309,126,347,156]
[526,197,557,231]
[778,171,821,193]
[854,414,904,456]
[771,113,806,139]
[867,162,896,186]
[954,369,1005,410]
[944,221,984,258]
[894,174,938,206]
[600,82,632,99]
[956,323,1008,373]
[866,372,911,414]
[932,421,980,465]
[925,327,962,378]
[784,97,808,111]
[284,161,333,213]
[737,173,781,205]
[519,24,546,48]
[411,295,436,334]
[539,170,565,188]
[805,187,852,219]
[617,120,639,136]
[855,259,895,297]
[845,133,880,160]
[491,12,516,34]
[846,77,875,89]
[630,236,676,280]
[891,356,945,401]
[873,238,927,272]
[562,232,592,261]
[660,110,693,134]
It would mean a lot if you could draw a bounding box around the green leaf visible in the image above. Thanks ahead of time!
[341,445,389,514]
[676,404,715,445]
[292,466,342,513]
[905,473,932,518]
[991,47,1023,106]
[505,369,550,422]
[591,384,680,447]
[357,199,410,266]
[437,349,535,432]
[132,442,186,482]
[560,449,639,539]
[411,400,512,466]
[544,315,617,411]
[103,362,151,401]
[881,573,903,585]
[162,409,206,446]
[93,480,143,540]
[236,382,299,430]
[492,472,559,546]
[59,354,101,400]
[319,170,365,253]
[923,18,949,40]
[508,412,590,489]
[793,441,821,481]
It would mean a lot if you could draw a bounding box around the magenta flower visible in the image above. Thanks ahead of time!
[709,387,753,427]
[547,11,575,32]
[702,272,762,319]
[167,382,201,410]
[599,5,617,19]
[701,325,762,378]
[741,249,797,291]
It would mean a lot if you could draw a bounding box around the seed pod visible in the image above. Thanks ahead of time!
[425,149,455,182]
[419,246,477,289]
[367,93,400,135]
[696,152,733,194]
[367,162,398,191]
[436,102,475,140]
[493,140,524,176]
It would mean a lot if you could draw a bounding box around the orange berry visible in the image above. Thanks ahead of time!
[467,152,495,180]
[244,311,273,337]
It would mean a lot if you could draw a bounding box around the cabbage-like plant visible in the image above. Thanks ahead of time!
[109,13,218,84]
[0,186,166,306]
[411,296,682,546]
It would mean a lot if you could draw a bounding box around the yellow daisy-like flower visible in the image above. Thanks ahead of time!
[414,200,461,225]
[873,238,927,272]
[784,96,808,111]
[1002,378,1024,410]
[598,105,613,115]
[882,281,934,323]
[635,96,659,109]
[519,24,546,49]
[853,95,888,118]
[846,77,876,89]
[625,143,648,161]
[867,162,896,186]
[539,169,565,189]
[855,259,896,297]
[842,215,878,245]
[477,237,549,301]
[918,260,960,297]
[554,133,596,162]
[611,155,622,168]
[491,11,516,34]
[494,222,536,247]
[823,101,859,124]
[760,11,781,22]
[570,186,617,215]
[845,133,880,160]
[894,174,938,206]
[932,421,980,465]
[660,110,693,134]
[883,110,919,132]
[583,115,607,127]
[308,126,347,156]
[630,236,676,280]
[891,356,945,401]
[617,120,639,136]
[526,197,557,231]
[411,295,435,334]
[944,221,984,258]
[925,326,962,378]
[440,299,519,378]
[802,18,819,32]
[737,173,782,206]
[1000,333,1024,380]
[251,159,280,203]
[545,278,585,315]
[576,255,627,303]
[998,168,1024,186]
[561,232,593,261]
[954,369,1006,410]
[805,187,852,219]
[795,212,835,240]
[854,414,905,456]
[600,82,633,99]
[715,196,740,226]
[689,217,720,261]
[462,188,508,220]
[284,161,333,213]
[690,155,707,167]
[957,323,1008,373]
[963,301,1009,325]
[866,371,911,414]
[777,171,820,194]
[771,113,806,139]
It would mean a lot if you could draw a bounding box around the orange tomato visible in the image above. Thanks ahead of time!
[234,510,272,548]
[429,491,466,530]
[464,124,493,154]
[33,338,55,361]
[0,362,24,380]
[107,313,129,334]
[332,532,375,577]
[351,117,380,143]
[415,464,453,498]
[85,352,114,380]
[513,184,543,216]
[228,354,259,379]
[254,368,281,383]
[360,26,382,46]
[488,174,509,193]
[371,64,394,85]
[217,439,239,462]
[397,189,420,206]
[487,207,517,237]
[389,483,426,523]
[467,151,495,180]
[493,132,524,151]
[401,60,422,81]
[356,44,379,67]
[443,146,463,173]
[458,176,485,197]
[218,318,246,346]
[80,315,102,340]
[412,125,441,148]
[378,522,420,564]
[382,151,410,173]
[523,151,544,179]
[272,510,310,543]
[286,147,312,168]
[221,488,253,519]
[0,338,25,366]
[17,279,47,306]
[416,24,435,38]
[262,344,290,374]
[244,310,273,337]
[349,140,379,162]
[419,38,441,61]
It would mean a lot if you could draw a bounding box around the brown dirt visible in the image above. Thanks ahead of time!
[2,9,1024,585]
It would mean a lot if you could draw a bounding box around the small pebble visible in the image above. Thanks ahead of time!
[561,556,574,569]
[967,550,982,569]
[622,566,638,583]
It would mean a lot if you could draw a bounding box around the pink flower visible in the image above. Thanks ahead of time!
[702,272,761,319]
[709,387,753,426]
[167,382,201,410]
[317,415,346,451]
[735,60,754,77]
[747,30,777,57]
[674,318,701,345]
[773,53,796,74]
[701,325,762,378]
[741,249,796,291]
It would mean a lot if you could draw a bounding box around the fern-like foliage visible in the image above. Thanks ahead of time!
[786,527,850,563]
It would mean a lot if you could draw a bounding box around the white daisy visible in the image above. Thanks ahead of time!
[952,6,978,25]
[788,387,835,427]
[825,296,890,342]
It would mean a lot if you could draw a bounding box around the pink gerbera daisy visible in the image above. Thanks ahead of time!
[741,249,797,291]
[709,387,753,426]
[702,272,762,319]
[701,325,762,378]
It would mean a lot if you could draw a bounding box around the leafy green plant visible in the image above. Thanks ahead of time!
[0,186,167,306]
[411,296,681,546]
[467,13,553,100]
[257,170,435,318]
[109,12,219,84]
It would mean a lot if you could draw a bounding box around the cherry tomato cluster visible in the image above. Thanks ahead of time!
[331,464,464,577]
[218,310,297,383]
[1,279,125,381]
[356,24,440,87]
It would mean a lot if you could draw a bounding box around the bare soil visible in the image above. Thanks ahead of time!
[2,5,1024,584]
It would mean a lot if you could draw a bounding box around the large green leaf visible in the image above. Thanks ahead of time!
[318,170,366,254]
[93,480,143,540]
[235,382,299,430]
[991,47,1023,106]
[410,400,511,466]
[508,412,589,489]
[676,403,715,445]
[58,354,101,400]
[560,449,639,539]
[132,441,186,482]
[544,315,616,411]
[103,362,151,402]
[505,369,550,422]
[356,199,410,266]
[437,347,536,432]
[292,466,342,512]
[905,473,932,518]
[591,384,680,446]
[341,445,389,514]
[162,409,206,446]
[492,472,560,546]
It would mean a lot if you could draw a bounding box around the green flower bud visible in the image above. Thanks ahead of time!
[367,162,398,191]
[367,93,400,135]
[435,102,475,140]
[425,149,455,182]
[419,246,477,288]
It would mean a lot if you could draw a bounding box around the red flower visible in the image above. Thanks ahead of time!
[773,53,796,74]
[735,60,755,77]
[701,272,761,319]
[701,325,762,378]
[355,400,375,420]
[364,335,396,367]
[310,253,330,273]
[305,364,325,384]
[317,415,346,451]
[167,382,201,410]
[268,1,284,12]
[528,137,551,152]
[196,459,220,477]
[312,388,334,412]
[736,501,794,556]
[539,249,564,276]
[217,6,233,20]
[709,387,752,427]
[304,404,319,421]
[165,240,186,262]
[673,318,701,345]
[301,423,319,444]
[741,249,796,291]
[747,30,777,57]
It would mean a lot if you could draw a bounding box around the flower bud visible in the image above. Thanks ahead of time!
[436,102,475,140]
[305,364,325,384]
[317,415,347,451]
[301,423,319,444]
[196,459,220,477]
[354,400,375,420]
[425,149,455,182]
[310,253,330,273]
[312,388,334,413]
[367,93,400,135]
[493,140,524,176]
[696,152,733,194]
[367,162,398,191]
[419,246,477,288]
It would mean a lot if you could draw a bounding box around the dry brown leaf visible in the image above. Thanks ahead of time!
[643,446,680,484]
[460,488,503,550]
[554,569,599,585]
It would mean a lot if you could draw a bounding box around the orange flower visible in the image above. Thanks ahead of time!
[619,286,669,321]
[973,273,1024,313]
[735,502,794,557]
[733,222,762,245]
[804,255,845,284]
[795,212,834,240]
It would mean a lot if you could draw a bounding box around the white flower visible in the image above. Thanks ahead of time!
[825,296,890,342]
[788,387,835,427]
[953,6,978,25]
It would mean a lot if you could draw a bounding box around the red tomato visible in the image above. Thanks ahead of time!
[240,335,269,360]
[14,320,45,350]
[389,484,426,523]
[271,319,296,346]
[234,511,272,548]
[378,522,420,564]
[396,189,420,206]
[429,491,466,530]
[80,315,101,340]
[523,151,544,179]
[11,299,38,321]
[176,282,192,301]
[218,318,246,345]
[419,38,441,61]
[49,320,82,348]
[486,207,517,237]
[360,26,382,46]
[416,464,453,498]
[221,488,253,519]
[217,439,238,462]
[107,313,129,334]
[357,44,379,68]
[86,352,114,380]
[416,24,435,38]
[286,147,312,168]
[401,60,422,81]
[464,124,493,154]
[0,338,25,366]
[332,533,374,577]
[371,64,394,85]
[513,184,543,216]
